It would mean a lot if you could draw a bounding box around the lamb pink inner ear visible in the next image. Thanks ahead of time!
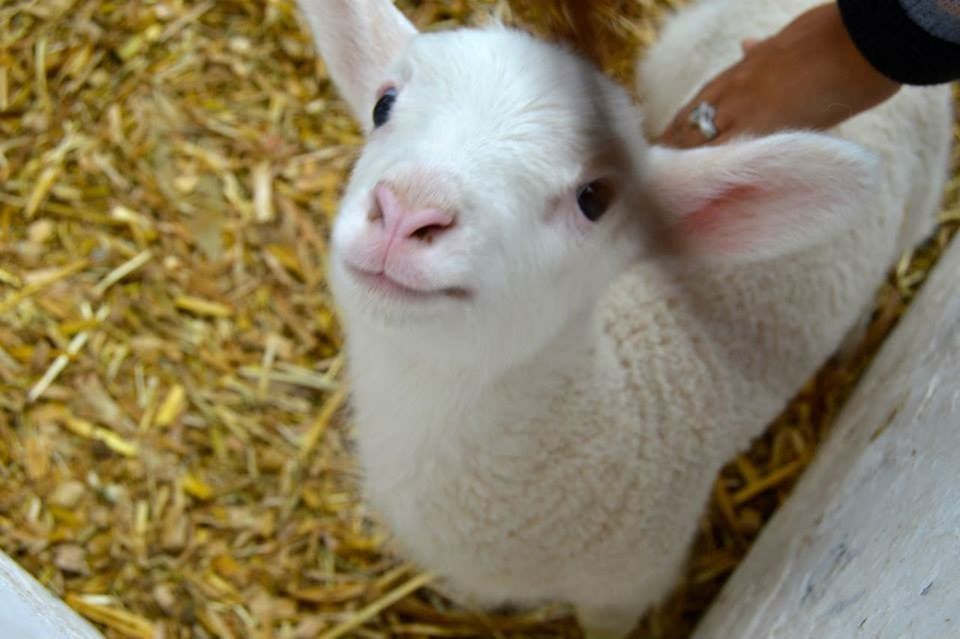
[675,184,765,255]
[647,133,880,261]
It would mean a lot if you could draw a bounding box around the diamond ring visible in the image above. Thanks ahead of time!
[688,101,718,140]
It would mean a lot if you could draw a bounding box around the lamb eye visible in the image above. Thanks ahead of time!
[372,88,397,127]
[576,180,615,222]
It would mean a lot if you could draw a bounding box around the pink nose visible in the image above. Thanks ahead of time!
[373,183,455,243]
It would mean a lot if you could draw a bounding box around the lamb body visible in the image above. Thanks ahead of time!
[297,0,951,635]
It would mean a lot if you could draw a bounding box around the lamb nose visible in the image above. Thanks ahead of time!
[373,183,455,244]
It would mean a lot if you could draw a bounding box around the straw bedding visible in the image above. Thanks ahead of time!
[0,0,957,637]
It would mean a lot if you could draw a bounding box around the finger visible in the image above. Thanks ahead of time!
[653,123,687,148]
[704,129,737,147]
[660,122,713,149]
[655,98,701,146]
[655,63,747,147]
[656,120,704,149]
[740,38,760,52]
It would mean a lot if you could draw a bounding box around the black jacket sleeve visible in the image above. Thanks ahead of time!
[837,0,960,85]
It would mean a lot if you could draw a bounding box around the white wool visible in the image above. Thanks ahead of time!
[298,0,952,636]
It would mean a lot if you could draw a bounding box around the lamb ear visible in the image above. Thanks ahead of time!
[645,133,882,261]
[297,0,417,127]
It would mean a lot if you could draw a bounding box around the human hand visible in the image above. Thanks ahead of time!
[655,3,901,148]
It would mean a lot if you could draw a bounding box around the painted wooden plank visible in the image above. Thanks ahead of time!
[692,237,960,639]
[0,551,102,639]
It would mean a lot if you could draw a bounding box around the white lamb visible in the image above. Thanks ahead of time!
[296,0,952,636]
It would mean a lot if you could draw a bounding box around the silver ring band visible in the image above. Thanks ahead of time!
[688,101,718,140]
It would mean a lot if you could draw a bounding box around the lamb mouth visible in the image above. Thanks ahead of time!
[346,265,471,301]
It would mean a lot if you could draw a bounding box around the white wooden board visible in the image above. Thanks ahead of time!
[692,237,960,639]
[0,551,102,639]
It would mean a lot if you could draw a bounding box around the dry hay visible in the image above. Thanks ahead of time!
[0,0,957,638]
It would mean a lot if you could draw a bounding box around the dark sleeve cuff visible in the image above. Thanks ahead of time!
[837,0,960,85]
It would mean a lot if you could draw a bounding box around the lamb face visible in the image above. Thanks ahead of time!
[326,27,652,369]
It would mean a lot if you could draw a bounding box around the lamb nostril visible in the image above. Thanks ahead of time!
[406,213,455,243]
[411,223,450,244]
